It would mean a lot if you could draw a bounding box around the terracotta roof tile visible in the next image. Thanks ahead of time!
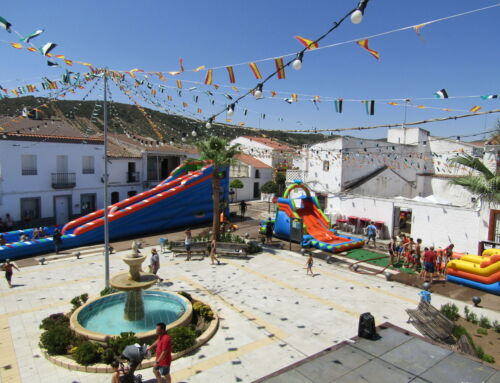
[235,153,271,168]
[240,136,294,151]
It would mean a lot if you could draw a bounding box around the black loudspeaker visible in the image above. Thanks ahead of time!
[358,312,376,339]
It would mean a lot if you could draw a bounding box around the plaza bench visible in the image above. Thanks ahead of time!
[215,242,248,258]
[406,300,455,344]
[170,241,208,257]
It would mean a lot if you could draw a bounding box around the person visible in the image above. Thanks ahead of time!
[5,214,13,231]
[239,200,248,222]
[403,237,414,267]
[2,259,20,288]
[20,232,30,242]
[209,239,221,265]
[39,227,47,238]
[0,217,5,232]
[388,237,397,265]
[396,234,406,263]
[419,247,428,279]
[150,249,162,281]
[0,234,6,246]
[265,218,274,244]
[365,222,377,248]
[53,228,62,254]
[32,228,40,240]
[184,229,192,261]
[423,246,437,283]
[147,322,172,383]
[306,253,314,276]
[110,360,122,383]
[443,244,454,277]
[414,238,422,271]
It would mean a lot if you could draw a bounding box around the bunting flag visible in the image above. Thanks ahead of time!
[197,108,202,113]
[10,42,22,49]
[213,84,219,89]
[151,89,156,96]
[469,105,481,113]
[176,80,182,89]
[434,89,448,99]
[182,102,188,108]
[314,95,320,103]
[64,59,73,66]
[275,57,286,79]
[387,102,398,106]
[223,94,233,100]
[363,100,375,115]
[193,65,205,72]
[292,93,298,102]
[0,16,11,32]
[356,39,380,60]
[40,42,57,56]
[271,91,277,97]
[231,86,239,92]
[226,66,236,83]
[481,94,498,100]
[47,60,59,67]
[168,58,184,75]
[244,109,248,116]
[155,72,165,81]
[413,24,426,37]
[193,95,198,102]
[205,90,213,96]
[26,47,38,52]
[248,62,262,79]
[239,122,246,126]
[167,95,172,101]
[294,35,319,50]
[334,98,343,113]
[179,58,184,72]
[204,69,213,85]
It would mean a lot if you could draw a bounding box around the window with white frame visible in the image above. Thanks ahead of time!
[82,156,95,174]
[21,154,37,175]
[323,160,330,172]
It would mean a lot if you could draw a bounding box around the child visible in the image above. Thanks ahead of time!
[406,249,416,269]
[414,238,422,271]
[388,237,397,265]
[306,253,314,276]
[110,360,122,383]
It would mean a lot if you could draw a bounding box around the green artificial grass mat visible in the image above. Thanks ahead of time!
[345,248,417,274]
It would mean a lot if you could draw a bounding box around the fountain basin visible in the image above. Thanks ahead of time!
[70,291,192,342]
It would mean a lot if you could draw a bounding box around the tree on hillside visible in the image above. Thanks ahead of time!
[196,137,241,241]
[448,154,500,203]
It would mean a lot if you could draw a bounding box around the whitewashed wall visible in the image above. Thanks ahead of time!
[230,166,272,202]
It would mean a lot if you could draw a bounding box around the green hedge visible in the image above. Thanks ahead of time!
[168,326,196,353]
[74,341,101,366]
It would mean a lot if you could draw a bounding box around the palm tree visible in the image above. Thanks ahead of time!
[448,154,500,203]
[196,137,241,241]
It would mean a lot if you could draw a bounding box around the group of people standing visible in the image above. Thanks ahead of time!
[388,233,454,283]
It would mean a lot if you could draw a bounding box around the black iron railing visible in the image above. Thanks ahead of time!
[51,173,76,189]
[127,171,140,183]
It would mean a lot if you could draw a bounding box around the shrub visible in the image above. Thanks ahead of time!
[452,325,470,341]
[100,347,116,365]
[440,303,460,321]
[107,332,139,356]
[39,324,74,355]
[80,293,89,303]
[168,326,196,353]
[464,306,478,324]
[193,302,214,321]
[493,320,500,333]
[230,179,244,189]
[477,328,488,335]
[74,341,101,366]
[40,313,69,331]
[70,296,82,311]
[261,181,278,194]
[478,316,492,329]
[247,241,262,254]
[100,287,118,296]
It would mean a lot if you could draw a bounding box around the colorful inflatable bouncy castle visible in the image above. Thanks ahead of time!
[272,181,364,253]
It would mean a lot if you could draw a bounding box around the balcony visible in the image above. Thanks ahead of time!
[286,170,308,184]
[51,173,76,189]
[127,171,140,183]
[22,169,38,176]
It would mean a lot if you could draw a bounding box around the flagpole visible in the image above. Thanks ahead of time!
[103,70,110,288]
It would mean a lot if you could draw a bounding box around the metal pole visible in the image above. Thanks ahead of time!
[103,71,110,288]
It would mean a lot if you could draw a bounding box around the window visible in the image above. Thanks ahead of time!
[127,190,137,198]
[80,194,96,215]
[253,182,260,199]
[20,197,41,221]
[82,156,95,174]
[111,192,120,204]
[21,154,37,175]
[323,161,330,172]
[255,169,260,179]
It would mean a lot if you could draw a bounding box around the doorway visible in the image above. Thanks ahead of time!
[54,195,70,225]
[253,182,260,199]
[393,207,412,237]
[111,191,120,204]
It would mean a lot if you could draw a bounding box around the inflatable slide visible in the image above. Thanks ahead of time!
[446,249,500,295]
[0,160,227,261]
[272,181,364,253]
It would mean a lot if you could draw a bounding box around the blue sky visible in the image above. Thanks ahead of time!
[1,0,499,141]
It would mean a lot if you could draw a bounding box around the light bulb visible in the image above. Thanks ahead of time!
[292,59,302,70]
[227,104,235,116]
[191,130,197,137]
[351,9,363,24]
[254,89,263,99]
[182,137,186,142]
[169,141,174,145]
[205,122,211,129]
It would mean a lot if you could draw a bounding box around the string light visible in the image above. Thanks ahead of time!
[292,52,304,70]
[254,83,264,99]
[351,0,369,24]
[205,117,214,129]
[227,103,235,116]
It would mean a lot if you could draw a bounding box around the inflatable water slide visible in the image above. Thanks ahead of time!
[272,181,364,252]
[0,160,226,261]
[446,248,500,295]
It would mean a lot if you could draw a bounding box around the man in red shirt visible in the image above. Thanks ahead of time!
[423,246,437,283]
[148,322,172,383]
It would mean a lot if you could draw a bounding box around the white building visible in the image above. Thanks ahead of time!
[0,118,190,229]
[230,136,296,169]
[229,153,273,201]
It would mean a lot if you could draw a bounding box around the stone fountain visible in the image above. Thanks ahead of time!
[109,241,157,320]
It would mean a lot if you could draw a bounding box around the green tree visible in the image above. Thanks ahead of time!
[275,172,286,196]
[196,137,241,241]
[261,181,278,194]
[448,154,500,203]
[230,179,244,202]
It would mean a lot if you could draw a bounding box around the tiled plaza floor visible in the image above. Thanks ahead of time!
[1,244,498,382]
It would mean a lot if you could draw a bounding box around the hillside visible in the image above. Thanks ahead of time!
[0,96,330,146]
